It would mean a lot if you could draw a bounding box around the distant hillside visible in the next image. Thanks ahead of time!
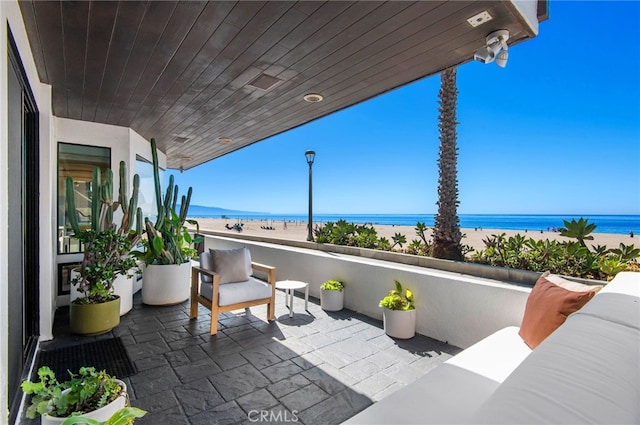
[182,204,269,217]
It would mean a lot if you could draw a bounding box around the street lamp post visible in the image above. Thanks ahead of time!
[305,150,315,241]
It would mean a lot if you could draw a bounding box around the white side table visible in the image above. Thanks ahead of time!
[275,280,309,317]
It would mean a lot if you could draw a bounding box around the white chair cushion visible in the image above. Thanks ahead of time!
[200,277,272,306]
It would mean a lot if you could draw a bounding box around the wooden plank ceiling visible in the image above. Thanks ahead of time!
[19,1,543,170]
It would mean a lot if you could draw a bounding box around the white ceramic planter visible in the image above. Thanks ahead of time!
[382,308,416,339]
[40,380,127,425]
[112,274,133,315]
[142,262,191,305]
[70,270,134,316]
[133,274,142,294]
[320,289,344,311]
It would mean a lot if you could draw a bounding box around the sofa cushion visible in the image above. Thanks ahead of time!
[201,277,272,306]
[471,313,640,424]
[209,248,250,284]
[518,272,602,349]
[345,327,532,424]
[575,271,640,329]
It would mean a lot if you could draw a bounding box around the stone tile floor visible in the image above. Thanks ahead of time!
[21,290,461,424]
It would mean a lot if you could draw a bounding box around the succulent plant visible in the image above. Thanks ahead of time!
[379,280,415,311]
[65,161,143,301]
[139,138,199,265]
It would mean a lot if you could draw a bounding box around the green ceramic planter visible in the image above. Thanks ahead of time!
[69,297,121,336]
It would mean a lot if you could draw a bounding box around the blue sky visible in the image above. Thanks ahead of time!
[171,1,640,215]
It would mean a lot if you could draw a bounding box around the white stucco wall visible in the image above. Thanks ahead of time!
[54,120,164,308]
[510,0,540,35]
[1,0,56,419]
[204,236,531,349]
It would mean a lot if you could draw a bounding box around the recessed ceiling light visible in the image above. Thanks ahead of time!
[181,156,191,161]
[218,137,232,143]
[303,93,324,103]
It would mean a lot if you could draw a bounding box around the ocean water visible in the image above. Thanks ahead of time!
[192,212,639,235]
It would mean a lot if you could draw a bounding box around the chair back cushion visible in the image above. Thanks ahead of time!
[207,247,252,284]
[200,252,214,283]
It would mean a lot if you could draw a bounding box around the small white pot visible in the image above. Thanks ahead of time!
[41,380,127,425]
[320,288,344,311]
[382,308,416,339]
[142,262,191,305]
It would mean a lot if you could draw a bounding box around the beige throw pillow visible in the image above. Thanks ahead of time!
[209,248,250,284]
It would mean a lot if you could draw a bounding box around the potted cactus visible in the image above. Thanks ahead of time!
[66,162,142,335]
[138,138,200,305]
[320,279,345,311]
[379,280,416,339]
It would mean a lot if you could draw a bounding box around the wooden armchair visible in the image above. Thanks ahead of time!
[190,249,276,335]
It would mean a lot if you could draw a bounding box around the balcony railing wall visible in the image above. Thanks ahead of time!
[203,235,531,349]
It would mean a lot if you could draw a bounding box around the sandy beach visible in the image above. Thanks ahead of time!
[190,217,634,253]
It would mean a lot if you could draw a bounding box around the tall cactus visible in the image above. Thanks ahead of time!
[65,161,143,296]
[142,138,197,265]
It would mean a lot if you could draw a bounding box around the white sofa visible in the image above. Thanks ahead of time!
[346,271,640,424]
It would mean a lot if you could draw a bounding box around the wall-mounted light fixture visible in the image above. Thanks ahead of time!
[474,30,509,68]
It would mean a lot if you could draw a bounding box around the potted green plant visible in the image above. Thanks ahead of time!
[61,407,146,425]
[138,138,200,305]
[379,280,416,339]
[21,366,130,424]
[66,162,142,335]
[320,279,345,311]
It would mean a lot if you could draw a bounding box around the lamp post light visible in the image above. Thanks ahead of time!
[305,150,316,241]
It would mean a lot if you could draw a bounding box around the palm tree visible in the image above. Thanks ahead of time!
[432,67,463,260]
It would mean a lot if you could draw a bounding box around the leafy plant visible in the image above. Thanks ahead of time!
[407,223,433,256]
[66,161,143,303]
[61,407,147,425]
[353,225,379,249]
[22,367,124,419]
[391,233,407,250]
[379,280,415,311]
[598,257,627,278]
[610,243,640,262]
[320,279,345,291]
[559,218,597,247]
[415,222,429,246]
[472,226,639,280]
[377,237,392,251]
[138,138,201,265]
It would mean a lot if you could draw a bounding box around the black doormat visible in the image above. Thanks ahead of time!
[35,337,136,380]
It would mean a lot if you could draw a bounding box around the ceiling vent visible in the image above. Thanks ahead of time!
[467,11,493,27]
[172,135,190,144]
[247,74,282,91]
